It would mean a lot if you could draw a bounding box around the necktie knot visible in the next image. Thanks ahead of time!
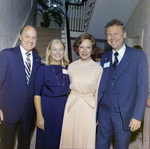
[26,52,31,57]
[114,52,119,57]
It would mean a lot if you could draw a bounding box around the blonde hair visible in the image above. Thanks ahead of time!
[44,39,69,67]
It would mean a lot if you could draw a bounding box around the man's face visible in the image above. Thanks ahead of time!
[106,25,126,52]
[20,26,37,52]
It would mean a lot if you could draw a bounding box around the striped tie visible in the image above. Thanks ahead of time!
[25,52,31,85]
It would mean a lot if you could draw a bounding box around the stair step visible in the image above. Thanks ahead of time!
[35,26,62,60]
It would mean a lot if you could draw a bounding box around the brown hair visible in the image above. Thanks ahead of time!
[44,39,69,67]
[73,33,96,55]
[92,46,105,61]
[133,45,143,51]
[104,19,126,35]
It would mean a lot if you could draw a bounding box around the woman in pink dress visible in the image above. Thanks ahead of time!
[60,33,103,149]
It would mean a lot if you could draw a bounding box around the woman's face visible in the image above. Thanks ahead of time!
[78,39,92,62]
[50,42,65,65]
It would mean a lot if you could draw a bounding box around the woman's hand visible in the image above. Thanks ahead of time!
[37,116,45,131]
[34,95,45,130]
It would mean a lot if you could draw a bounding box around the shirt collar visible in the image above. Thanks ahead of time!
[112,44,126,56]
[20,45,32,56]
[112,44,126,63]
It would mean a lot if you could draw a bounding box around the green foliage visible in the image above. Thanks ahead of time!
[37,0,65,28]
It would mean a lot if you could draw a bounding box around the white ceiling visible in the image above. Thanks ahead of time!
[87,0,140,40]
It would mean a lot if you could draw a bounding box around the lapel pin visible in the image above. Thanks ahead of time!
[105,58,107,60]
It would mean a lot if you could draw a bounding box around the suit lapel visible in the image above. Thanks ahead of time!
[13,46,26,83]
[28,52,40,86]
[102,51,113,84]
[98,51,112,102]
[115,47,132,79]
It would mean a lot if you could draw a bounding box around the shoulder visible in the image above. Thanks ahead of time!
[90,60,103,73]
[68,60,79,68]
[91,59,102,68]
[126,45,147,59]
[0,47,19,62]
[32,51,41,61]
[101,50,111,61]
[0,47,16,54]
[99,50,112,66]
[69,59,79,65]
[36,63,46,72]
[126,45,143,54]
[102,50,111,58]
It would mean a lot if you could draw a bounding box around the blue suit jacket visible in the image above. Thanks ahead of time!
[0,45,41,123]
[97,45,149,130]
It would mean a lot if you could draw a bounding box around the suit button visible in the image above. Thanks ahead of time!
[112,84,114,85]
[24,98,27,101]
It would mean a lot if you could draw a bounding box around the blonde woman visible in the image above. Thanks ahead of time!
[34,39,70,149]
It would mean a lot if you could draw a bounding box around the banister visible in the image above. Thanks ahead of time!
[89,2,94,7]
[65,2,72,62]
[67,0,87,7]
[65,0,95,62]
[87,11,92,16]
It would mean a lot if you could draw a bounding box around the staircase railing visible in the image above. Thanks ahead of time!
[65,0,96,62]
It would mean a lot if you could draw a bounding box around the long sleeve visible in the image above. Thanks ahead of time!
[0,50,8,109]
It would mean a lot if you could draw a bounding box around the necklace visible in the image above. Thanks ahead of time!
[52,66,65,86]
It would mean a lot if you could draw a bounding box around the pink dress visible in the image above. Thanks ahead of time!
[60,59,103,149]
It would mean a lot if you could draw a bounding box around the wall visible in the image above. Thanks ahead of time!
[125,0,150,65]
[0,0,36,51]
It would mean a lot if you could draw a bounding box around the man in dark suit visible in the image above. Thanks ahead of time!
[0,25,41,149]
[96,19,149,149]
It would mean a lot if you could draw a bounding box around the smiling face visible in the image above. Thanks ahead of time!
[106,25,126,52]
[20,26,37,52]
[50,42,65,65]
[78,39,92,62]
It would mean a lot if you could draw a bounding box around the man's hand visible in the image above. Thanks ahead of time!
[0,110,4,124]
[147,98,150,107]
[129,118,141,132]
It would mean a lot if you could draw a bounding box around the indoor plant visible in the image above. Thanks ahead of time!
[37,0,65,28]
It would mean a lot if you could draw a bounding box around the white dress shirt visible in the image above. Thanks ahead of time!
[20,45,33,73]
[112,44,126,64]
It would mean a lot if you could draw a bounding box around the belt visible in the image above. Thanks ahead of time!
[67,91,95,113]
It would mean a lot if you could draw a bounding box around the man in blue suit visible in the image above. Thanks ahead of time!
[0,25,41,149]
[96,19,149,149]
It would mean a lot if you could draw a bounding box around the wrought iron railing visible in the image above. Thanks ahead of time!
[65,0,96,62]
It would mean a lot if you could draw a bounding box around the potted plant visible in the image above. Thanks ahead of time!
[37,0,65,28]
